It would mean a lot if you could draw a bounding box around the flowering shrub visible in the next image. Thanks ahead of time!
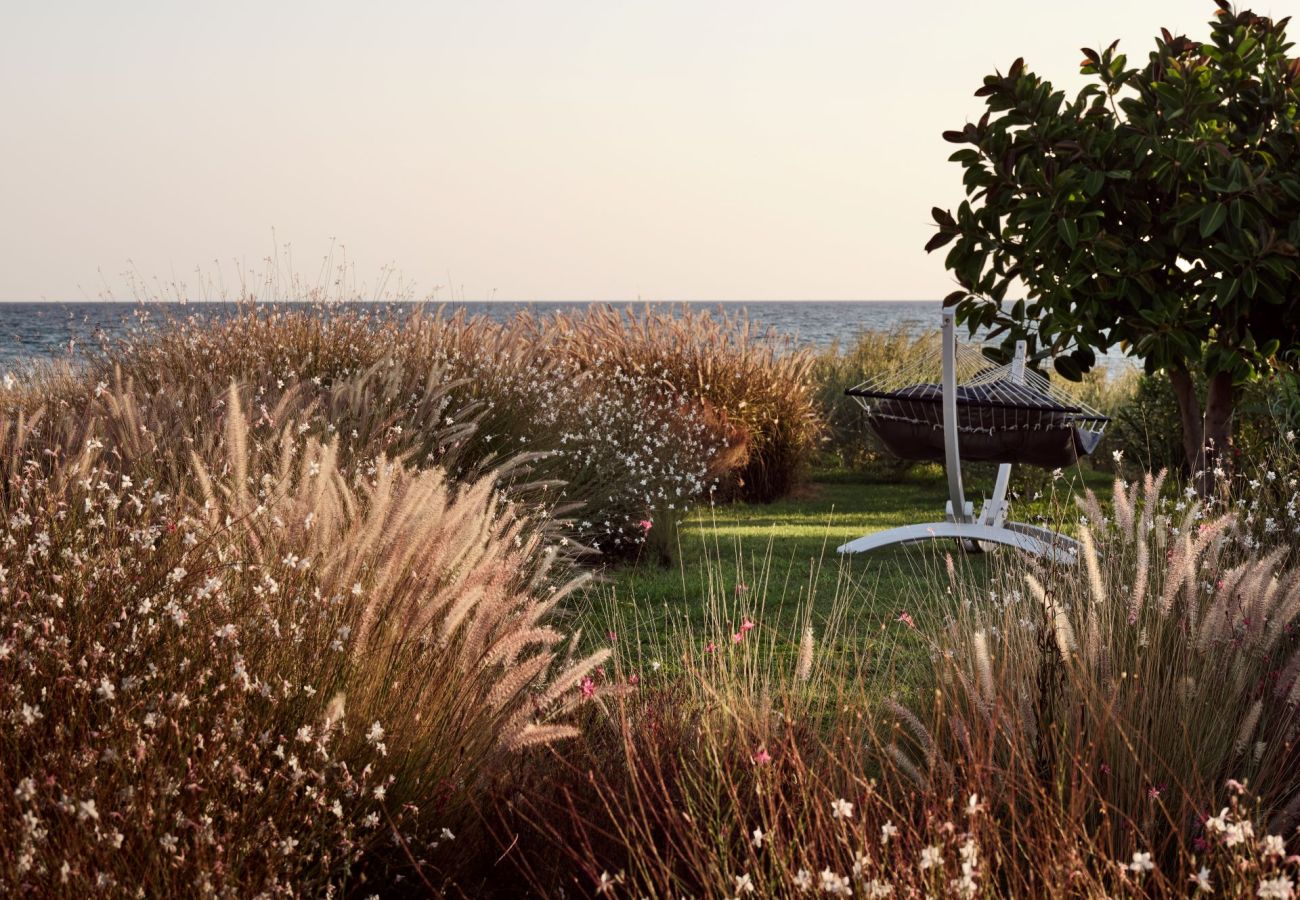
[0,388,605,894]
[401,310,734,556]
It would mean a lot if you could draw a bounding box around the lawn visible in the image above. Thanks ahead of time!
[585,460,1114,682]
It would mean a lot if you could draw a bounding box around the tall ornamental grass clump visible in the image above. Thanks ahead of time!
[534,305,822,502]
[890,474,1300,880]
[0,384,606,895]
[505,476,1300,898]
[55,304,754,557]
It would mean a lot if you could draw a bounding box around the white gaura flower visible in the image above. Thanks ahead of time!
[864,880,894,898]
[793,869,812,891]
[734,873,754,895]
[880,820,898,845]
[1258,877,1294,900]
[919,845,943,870]
[1128,851,1154,874]
[831,797,854,820]
[1225,820,1255,847]
[1190,867,1213,893]
[1261,834,1287,858]
[819,869,851,896]
[751,827,764,849]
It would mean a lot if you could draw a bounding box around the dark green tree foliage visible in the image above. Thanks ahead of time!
[929,2,1300,477]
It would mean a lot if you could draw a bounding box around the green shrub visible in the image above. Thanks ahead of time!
[1104,368,1300,479]
[812,328,937,474]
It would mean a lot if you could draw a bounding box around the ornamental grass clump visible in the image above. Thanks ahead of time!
[503,476,1300,898]
[534,304,822,502]
[888,470,1300,885]
[0,383,605,895]
[57,304,737,558]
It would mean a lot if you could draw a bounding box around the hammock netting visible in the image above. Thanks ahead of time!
[846,338,1109,469]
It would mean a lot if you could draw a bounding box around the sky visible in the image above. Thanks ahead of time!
[0,1,1276,302]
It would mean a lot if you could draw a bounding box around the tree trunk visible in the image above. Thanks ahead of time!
[1203,370,1236,483]
[1167,366,1237,495]
[1168,366,1205,476]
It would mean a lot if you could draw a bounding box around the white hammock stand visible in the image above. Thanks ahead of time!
[837,311,1106,564]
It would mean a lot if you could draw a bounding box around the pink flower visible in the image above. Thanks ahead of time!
[732,631,744,644]
[740,619,756,633]
[735,582,748,595]
[638,519,653,532]
[580,676,596,699]
[628,673,639,686]
[607,630,617,643]
[753,747,772,765]
[897,611,916,629]
[705,642,716,654]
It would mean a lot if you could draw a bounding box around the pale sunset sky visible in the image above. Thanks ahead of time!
[0,1,1268,301]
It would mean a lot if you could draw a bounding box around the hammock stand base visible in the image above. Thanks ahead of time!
[836,311,1082,564]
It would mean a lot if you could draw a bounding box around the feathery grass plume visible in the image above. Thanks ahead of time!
[1234,700,1264,757]
[1158,530,1195,615]
[796,625,815,683]
[1079,526,1107,607]
[972,629,995,707]
[1131,519,1150,616]
[884,697,936,765]
[1026,571,1076,658]
[1076,486,1107,532]
[1112,477,1135,538]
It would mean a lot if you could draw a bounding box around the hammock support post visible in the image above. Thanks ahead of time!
[838,310,1085,564]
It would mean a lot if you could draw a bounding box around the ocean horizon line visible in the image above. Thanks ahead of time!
[0,297,946,305]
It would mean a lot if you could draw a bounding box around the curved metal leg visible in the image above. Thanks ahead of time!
[837,520,1076,563]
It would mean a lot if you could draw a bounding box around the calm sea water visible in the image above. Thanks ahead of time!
[0,300,1133,373]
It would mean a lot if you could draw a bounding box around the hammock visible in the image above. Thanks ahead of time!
[837,310,1108,563]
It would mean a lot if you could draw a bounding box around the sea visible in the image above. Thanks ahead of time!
[0,300,1134,374]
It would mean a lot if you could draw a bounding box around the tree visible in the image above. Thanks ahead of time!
[928,2,1300,483]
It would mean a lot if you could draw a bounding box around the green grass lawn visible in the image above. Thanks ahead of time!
[580,461,1113,683]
